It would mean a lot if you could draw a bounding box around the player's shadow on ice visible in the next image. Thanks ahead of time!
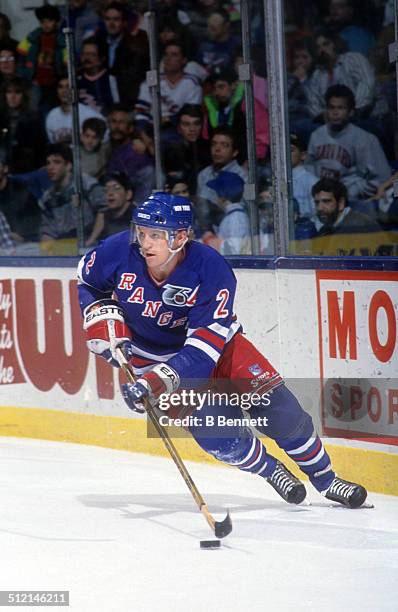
[77,492,306,543]
[77,492,285,519]
[77,493,398,550]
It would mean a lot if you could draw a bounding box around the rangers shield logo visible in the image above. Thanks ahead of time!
[248,363,263,376]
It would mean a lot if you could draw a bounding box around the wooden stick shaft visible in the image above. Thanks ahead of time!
[117,348,216,531]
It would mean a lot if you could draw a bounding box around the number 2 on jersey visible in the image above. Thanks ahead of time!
[214,289,229,319]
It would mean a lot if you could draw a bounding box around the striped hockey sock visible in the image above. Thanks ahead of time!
[278,434,335,492]
[229,437,277,477]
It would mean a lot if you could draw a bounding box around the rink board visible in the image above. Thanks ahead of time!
[0,256,397,495]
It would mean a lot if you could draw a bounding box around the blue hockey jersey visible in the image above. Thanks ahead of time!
[77,232,241,380]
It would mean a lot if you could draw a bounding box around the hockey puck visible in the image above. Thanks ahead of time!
[200,540,221,549]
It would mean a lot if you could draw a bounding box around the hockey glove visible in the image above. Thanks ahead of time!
[121,363,180,413]
[83,299,133,367]
[122,381,148,413]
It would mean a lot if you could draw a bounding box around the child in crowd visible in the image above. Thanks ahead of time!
[80,117,108,178]
[17,4,66,113]
[290,133,318,222]
[202,170,250,255]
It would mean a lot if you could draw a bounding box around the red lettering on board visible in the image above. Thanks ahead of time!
[368,290,396,363]
[15,279,88,393]
[0,279,25,384]
[327,290,357,360]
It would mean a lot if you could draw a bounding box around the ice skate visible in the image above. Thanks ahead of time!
[267,461,307,504]
[324,476,367,509]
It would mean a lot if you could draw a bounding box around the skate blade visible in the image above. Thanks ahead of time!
[309,501,374,509]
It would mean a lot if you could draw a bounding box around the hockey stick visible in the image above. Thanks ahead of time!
[116,347,232,539]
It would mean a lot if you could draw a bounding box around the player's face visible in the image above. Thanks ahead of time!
[314,190,343,225]
[136,226,170,266]
[211,134,237,167]
[137,226,186,269]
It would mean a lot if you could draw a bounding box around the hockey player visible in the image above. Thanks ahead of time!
[77,192,367,508]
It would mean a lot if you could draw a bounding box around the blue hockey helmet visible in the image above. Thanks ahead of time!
[132,192,193,232]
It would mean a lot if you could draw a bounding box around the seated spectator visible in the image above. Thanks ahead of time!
[307,28,385,121]
[0,12,18,52]
[366,169,398,229]
[0,149,41,243]
[0,46,19,88]
[77,37,119,115]
[105,103,133,152]
[290,133,318,221]
[156,0,191,29]
[60,0,100,56]
[186,1,221,42]
[157,19,207,82]
[94,1,149,107]
[202,170,250,255]
[326,0,375,55]
[165,174,191,199]
[165,173,203,238]
[106,105,154,203]
[0,76,46,172]
[305,85,391,202]
[196,125,247,230]
[17,4,66,113]
[134,41,202,132]
[257,176,316,254]
[46,75,107,144]
[40,143,106,247]
[0,209,15,255]
[100,171,134,238]
[80,117,108,178]
[312,177,381,235]
[290,38,317,86]
[203,66,245,142]
[163,104,211,193]
[196,8,241,72]
[257,177,275,255]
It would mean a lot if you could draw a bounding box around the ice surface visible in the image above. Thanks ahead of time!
[0,437,397,612]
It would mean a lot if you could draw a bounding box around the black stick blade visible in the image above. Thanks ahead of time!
[214,511,232,538]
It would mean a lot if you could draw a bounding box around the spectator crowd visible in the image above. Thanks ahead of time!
[0,0,396,257]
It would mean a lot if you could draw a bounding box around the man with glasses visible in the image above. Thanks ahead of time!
[100,171,134,239]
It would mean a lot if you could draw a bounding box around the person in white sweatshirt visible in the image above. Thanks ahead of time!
[305,84,391,201]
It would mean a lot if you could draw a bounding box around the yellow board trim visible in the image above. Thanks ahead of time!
[1,406,397,496]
